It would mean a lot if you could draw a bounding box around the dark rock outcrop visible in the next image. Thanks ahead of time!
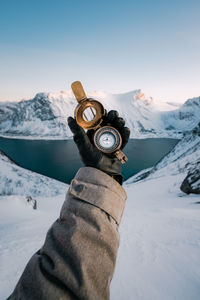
[180,161,200,194]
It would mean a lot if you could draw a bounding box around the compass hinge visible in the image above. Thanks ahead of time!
[115,150,128,164]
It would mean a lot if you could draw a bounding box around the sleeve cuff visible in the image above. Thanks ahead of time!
[69,167,127,225]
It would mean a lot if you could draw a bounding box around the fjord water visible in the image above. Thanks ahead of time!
[0,137,179,184]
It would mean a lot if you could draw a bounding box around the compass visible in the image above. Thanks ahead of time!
[71,81,128,164]
[94,126,121,153]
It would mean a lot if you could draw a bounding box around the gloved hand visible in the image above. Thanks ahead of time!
[68,110,130,185]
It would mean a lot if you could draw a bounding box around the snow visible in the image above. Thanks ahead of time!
[0,90,199,139]
[0,151,67,197]
[126,124,200,185]
[111,174,200,300]
[0,194,66,298]
[0,173,200,299]
[0,96,200,299]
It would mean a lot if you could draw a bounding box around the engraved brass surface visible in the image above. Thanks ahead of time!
[115,150,128,164]
[71,81,87,103]
[75,99,105,130]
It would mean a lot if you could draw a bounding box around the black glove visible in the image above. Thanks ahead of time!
[68,110,130,185]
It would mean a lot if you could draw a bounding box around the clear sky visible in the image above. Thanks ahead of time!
[0,0,200,102]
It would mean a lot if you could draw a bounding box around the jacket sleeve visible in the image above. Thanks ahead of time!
[7,167,127,300]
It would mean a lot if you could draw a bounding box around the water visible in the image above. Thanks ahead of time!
[0,137,179,184]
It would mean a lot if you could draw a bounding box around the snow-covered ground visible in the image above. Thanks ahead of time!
[112,174,200,300]
[1,173,200,300]
[0,194,66,298]
[0,150,67,197]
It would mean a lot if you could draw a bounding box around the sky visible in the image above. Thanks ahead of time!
[0,0,200,103]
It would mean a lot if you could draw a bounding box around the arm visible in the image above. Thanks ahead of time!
[8,110,130,300]
[8,167,126,300]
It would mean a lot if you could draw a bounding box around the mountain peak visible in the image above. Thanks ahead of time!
[132,89,153,103]
[133,90,145,99]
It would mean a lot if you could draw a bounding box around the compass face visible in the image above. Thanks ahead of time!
[99,132,115,149]
[93,126,122,153]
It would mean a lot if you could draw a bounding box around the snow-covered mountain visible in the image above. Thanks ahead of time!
[0,90,199,139]
[1,92,200,300]
[0,150,67,196]
[126,122,200,184]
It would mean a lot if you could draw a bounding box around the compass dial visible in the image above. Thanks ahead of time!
[99,132,115,148]
[93,126,122,153]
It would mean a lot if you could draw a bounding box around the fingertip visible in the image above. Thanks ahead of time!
[107,110,119,122]
[123,126,131,137]
[121,127,131,148]
[67,116,75,125]
[68,116,82,134]
[124,126,130,133]
[113,117,125,129]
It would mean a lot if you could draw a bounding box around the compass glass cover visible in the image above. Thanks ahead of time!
[99,132,116,149]
[94,126,121,153]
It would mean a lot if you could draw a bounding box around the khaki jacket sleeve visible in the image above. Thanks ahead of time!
[7,167,127,300]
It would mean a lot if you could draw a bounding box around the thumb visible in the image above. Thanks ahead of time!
[67,116,92,151]
[68,116,84,136]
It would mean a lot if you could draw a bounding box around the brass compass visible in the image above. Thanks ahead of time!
[71,81,128,164]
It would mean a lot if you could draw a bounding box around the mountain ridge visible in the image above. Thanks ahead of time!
[0,90,199,139]
[125,121,200,185]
